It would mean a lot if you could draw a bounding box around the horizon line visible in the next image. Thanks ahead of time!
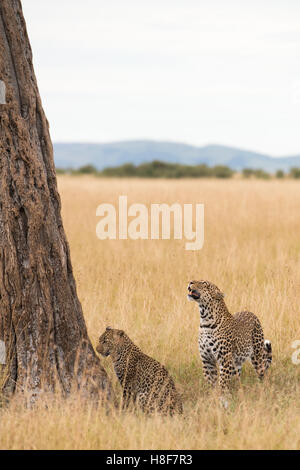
[52,139,300,160]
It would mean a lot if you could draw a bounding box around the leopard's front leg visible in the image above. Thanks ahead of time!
[218,353,237,392]
[199,343,218,387]
[202,358,218,387]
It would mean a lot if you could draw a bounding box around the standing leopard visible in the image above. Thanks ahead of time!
[187,280,272,391]
[96,327,183,415]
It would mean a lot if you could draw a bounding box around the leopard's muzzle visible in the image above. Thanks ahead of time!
[187,286,200,301]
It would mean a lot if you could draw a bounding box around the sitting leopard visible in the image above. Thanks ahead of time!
[96,327,183,415]
[187,280,272,391]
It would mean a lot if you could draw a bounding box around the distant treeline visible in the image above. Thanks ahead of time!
[56,161,300,179]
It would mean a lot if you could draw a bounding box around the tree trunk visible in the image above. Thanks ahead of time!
[0,0,112,404]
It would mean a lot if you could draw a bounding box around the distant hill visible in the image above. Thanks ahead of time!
[53,141,300,172]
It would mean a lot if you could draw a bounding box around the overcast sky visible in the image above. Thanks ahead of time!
[22,0,300,156]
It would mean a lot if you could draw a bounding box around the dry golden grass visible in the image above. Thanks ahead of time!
[1,176,300,449]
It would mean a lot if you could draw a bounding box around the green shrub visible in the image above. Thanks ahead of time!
[56,161,235,178]
[275,169,285,179]
[76,164,98,174]
[56,168,67,175]
[212,165,234,178]
[290,167,300,179]
[242,168,255,178]
[253,169,270,179]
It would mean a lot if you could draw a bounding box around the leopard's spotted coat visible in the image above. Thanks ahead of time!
[187,280,272,391]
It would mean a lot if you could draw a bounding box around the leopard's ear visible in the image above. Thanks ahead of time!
[214,291,224,300]
[106,326,112,331]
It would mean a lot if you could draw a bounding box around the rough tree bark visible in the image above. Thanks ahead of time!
[0,0,112,403]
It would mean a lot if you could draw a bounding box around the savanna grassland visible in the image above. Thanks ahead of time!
[1,176,300,450]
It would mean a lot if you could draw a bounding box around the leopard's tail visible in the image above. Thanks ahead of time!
[263,339,272,371]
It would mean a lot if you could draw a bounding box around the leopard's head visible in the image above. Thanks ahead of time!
[187,280,224,308]
[96,327,126,357]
